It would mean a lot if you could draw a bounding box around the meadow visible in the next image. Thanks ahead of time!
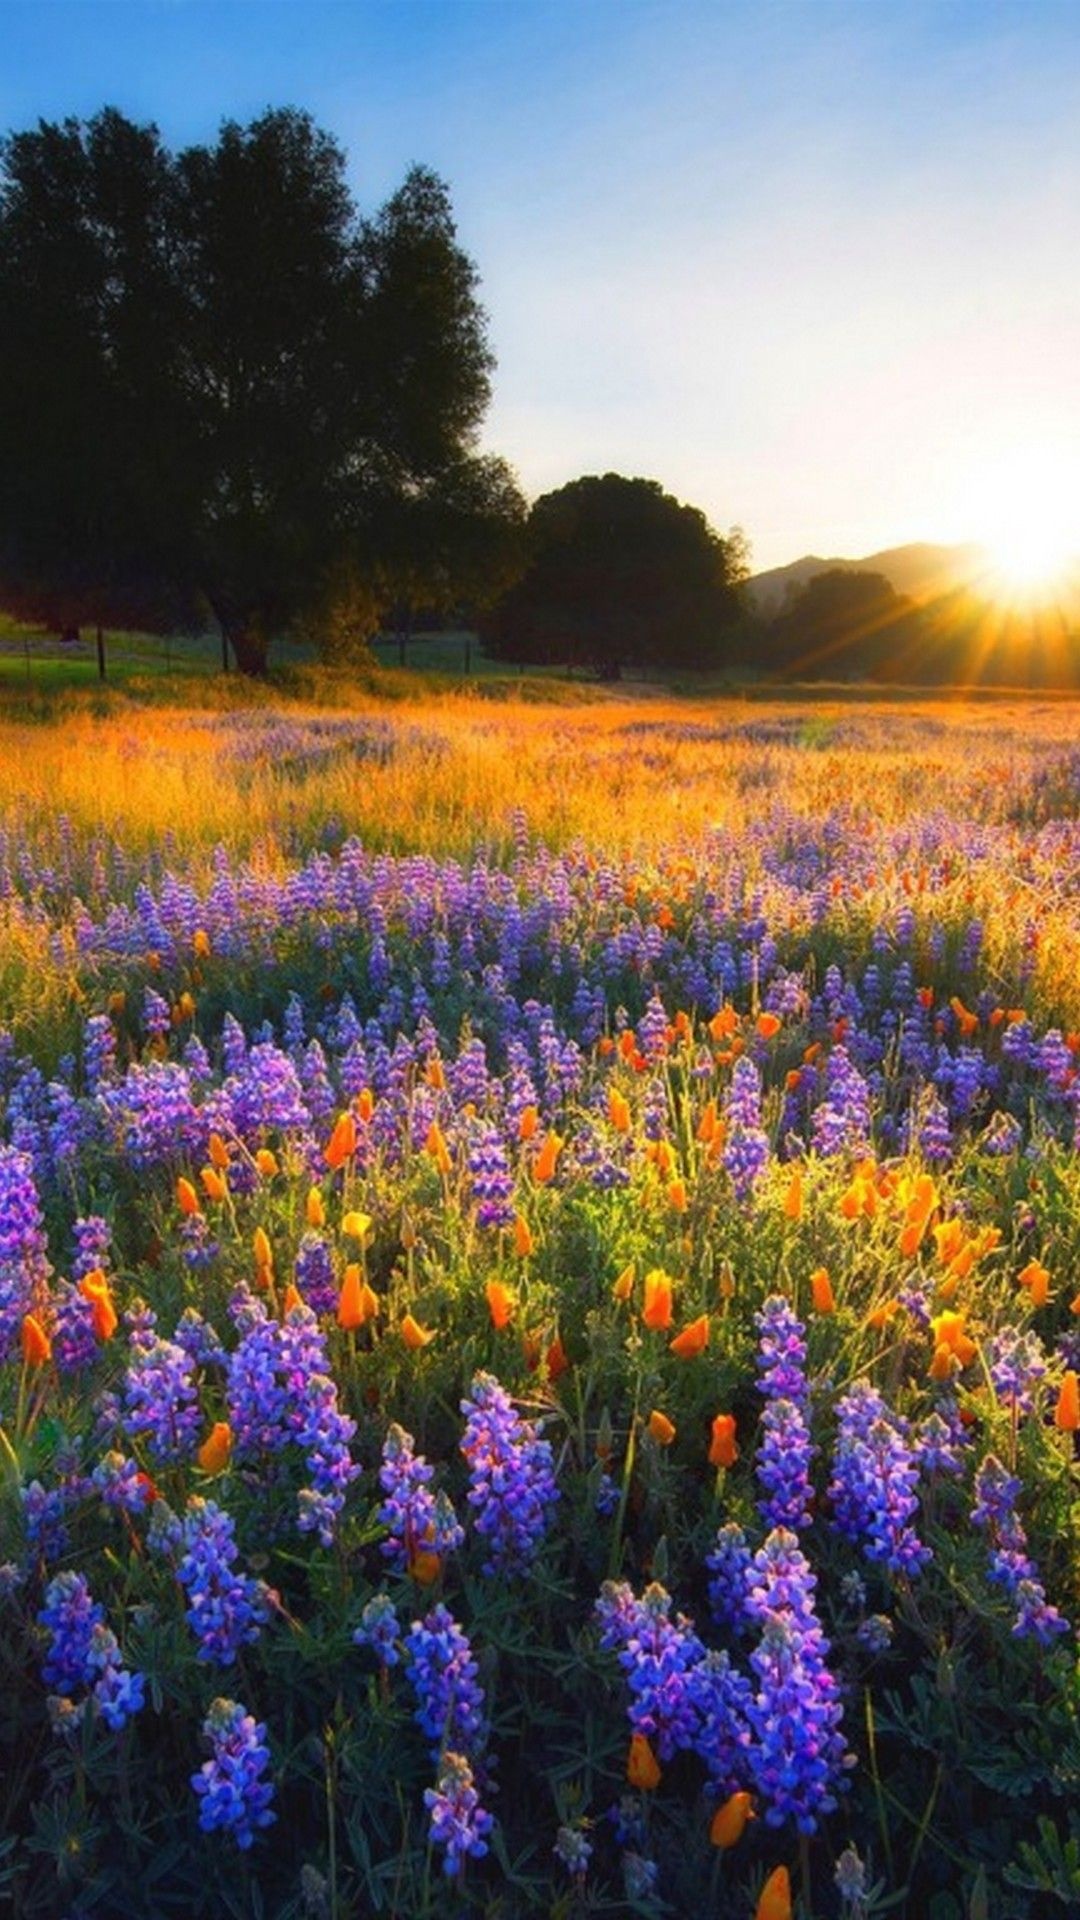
[2,674,1080,1919]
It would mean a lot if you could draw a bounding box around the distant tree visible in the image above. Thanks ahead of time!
[766,568,915,679]
[481,474,748,678]
[0,108,497,673]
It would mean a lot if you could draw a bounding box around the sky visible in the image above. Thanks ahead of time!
[3,0,1080,571]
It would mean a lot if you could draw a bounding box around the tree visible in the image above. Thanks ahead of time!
[480,474,748,678]
[0,108,498,672]
[765,569,915,679]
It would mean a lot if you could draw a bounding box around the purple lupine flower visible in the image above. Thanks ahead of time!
[160,1498,271,1666]
[744,1529,850,1832]
[191,1698,276,1848]
[424,1751,495,1878]
[723,1055,770,1200]
[72,1213,111,1279]
[227,1302,359,1544]
[686,1649,755,1789]
[173,1307,226,1369]
[757,1396,815,1531]
[467,1125,515,1230]
[828,1384,929,1577]
[459,1372,558,1575]
[404,1604,487,1759]
[594,1580,705,1761]
[52,1279,99,1372]
[38,1570,145,1731]
[92,1451,157,1516]
[755,1295,810,1404]
[811,1046,872,1158]
[0,1144,49,1359]
[987,1327,1047,1417]
[918,1093,953,1164]
[706,1522,753,1632]
[971,1455,1068,1645]
[104,1062,199,1169]
[122,1324,201,1467]
[82,1014,117,1092]
[379,1424,464,1575]
[294,1232,338,1316]
[353,1591,401,1667]
[915,1406,969,1477]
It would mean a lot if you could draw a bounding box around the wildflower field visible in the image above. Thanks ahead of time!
[4,680,1080,1920]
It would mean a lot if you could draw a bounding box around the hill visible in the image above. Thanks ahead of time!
[748,540,985,614]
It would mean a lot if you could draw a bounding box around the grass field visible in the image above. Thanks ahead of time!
[1,679,1080,1919]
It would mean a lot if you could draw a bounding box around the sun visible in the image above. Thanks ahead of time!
[966,448,1080,604]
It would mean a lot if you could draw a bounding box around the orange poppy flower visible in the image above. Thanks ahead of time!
[667,1178,689,1213]
[756,1012,781,1041]
[425,1121,452,1174]
[200,1165,227,1203]
[197,1421,233,1474]
[517,1104,539,1141]
[669,1314,709,1359]
[21,1313,51,1366]
[325,1110,358,1169]
[192,928,211,958]
[208,1131,231,1170]
[533,1131,564,1184]
[642,1269,674,1330]
[608,1088,631,1132]
[627,1732,661,1790]
[810,1268,835,1314]
[253,1226,273,1272]
[176,1176,200,1217]
[696,1098,719,1144]
[1055,1371,1080,1431]
[255,1148,279,1178]
[486,1279,515,1330]
[710,1790,754,1849]
[306,1188,326,1229]
[401,1313,436,1350]
[755,1865,793,1920]
[79,1272,118,1341]
[648,1409,676,1446]
[355,1088,375,1122]
[1018,1260,1051,1308]
[782,1167,803,1221]
[930,1309,977,1367]
[708,1413,738,1469]
[513,1214,535,1257]
[612,1263,635,1303]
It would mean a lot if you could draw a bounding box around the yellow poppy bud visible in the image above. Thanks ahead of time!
[612,1263,635,1303]
[342,1210,372,1239]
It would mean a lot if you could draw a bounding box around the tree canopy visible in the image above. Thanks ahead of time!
[480,473,748,678]
[0,107,513,671]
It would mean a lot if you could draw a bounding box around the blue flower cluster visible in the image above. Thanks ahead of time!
[226,1299,358,1544]
[378,1423,463,1575]
[404,1603,488,1759]
[163,1497,271,1666]
[755,1295,815,1531]
[595,1580,706,1761]
[191,1697,277,1849]
[971,1455,1069,1645]
[459,1373,558,1575]
[423,1751,495,1878]
[744,1528,851,1832]
[38,1569,145,1732]
[722,1056,769,1200]
[828,1383,930,1576]
[121,1313,201,1467]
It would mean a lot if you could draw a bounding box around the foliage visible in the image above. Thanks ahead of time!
[0,109,505,673]
[481,473,749,677]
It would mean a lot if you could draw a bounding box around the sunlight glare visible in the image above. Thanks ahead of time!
[967,448,1080,601]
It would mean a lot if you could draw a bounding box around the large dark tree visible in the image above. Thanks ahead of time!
[0,108,498,672]
[765,569,916,679]
[480,473,748,678]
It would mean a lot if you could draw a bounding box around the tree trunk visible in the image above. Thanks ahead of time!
[227,624,269,675]
[96,625,107,681]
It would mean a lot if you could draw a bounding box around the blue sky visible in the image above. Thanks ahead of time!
[4,0,1080,568]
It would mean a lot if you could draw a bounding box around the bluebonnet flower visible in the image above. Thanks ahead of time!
[723,1056,770,1199]
[353,1591,401,1667]
[971,1455,1068,1645]
[294,1233,337,1316]
[987,1326,1047,1416]
[828,1384,929,1577]
[379,1423,463,1575]
[72,1213,112,1278]
[404,1604,487,1759]
[191,1698,276,1848]
[38,1570,145,1731]
[122,1324,201,1466]
[164,1498,271,1666]
[756,1295,810,1404]
[459,1373,558,1575]
[0,1144,49,1359]
[424,1751,494,1878]
[744,1529,850,1832]
[595,1580,705,1761]
[467,1125,515,1229]
[706,1522,753,1632]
